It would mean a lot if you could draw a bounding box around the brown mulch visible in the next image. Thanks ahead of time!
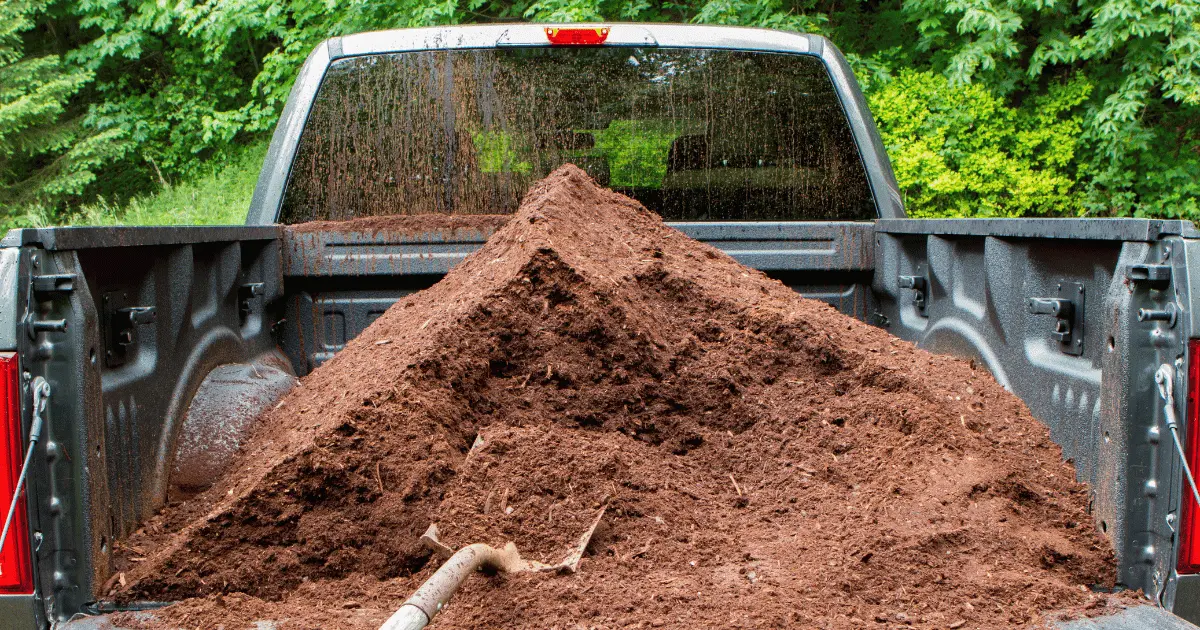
[113,165,1122,629]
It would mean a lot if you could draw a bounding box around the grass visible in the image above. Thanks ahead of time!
[28,141,268,228]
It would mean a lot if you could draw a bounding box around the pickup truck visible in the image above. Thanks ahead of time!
[1,23,1198,629]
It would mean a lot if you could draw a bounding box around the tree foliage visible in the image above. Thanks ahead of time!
[0,0,1197,224]
[1,0,102,210]
[897,0,1200,218]
[871,70,1091,218]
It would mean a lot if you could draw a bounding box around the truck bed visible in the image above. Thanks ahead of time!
[6,214,1197,627]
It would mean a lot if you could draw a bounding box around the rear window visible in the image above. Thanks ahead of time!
[280,47,876,224]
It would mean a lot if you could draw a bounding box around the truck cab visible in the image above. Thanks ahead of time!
[0,24,1197,628]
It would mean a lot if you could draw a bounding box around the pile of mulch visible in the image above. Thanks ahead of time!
[113,165,1123,629]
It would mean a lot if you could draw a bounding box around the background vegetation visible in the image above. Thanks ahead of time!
[1,0,1197,228]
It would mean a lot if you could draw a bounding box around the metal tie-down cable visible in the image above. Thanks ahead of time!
[1155,365,1200,519]
[0,376,48,556]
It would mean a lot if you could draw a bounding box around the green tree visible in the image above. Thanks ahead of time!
[898,0,1200,217]
[0,0,105,220]
[871,70,1090,217]
[2,0,1198,224]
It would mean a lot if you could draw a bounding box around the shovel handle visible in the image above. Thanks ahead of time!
[380,543,525,630]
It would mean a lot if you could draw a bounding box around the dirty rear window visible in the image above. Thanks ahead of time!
[280,47,876,223]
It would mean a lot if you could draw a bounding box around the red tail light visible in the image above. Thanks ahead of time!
[0,353,32,594]
[545,27,610,45]
[1181,340,1200,574]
